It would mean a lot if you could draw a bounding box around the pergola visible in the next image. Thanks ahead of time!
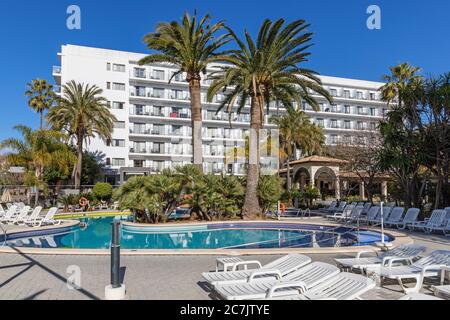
[280,156,389,200]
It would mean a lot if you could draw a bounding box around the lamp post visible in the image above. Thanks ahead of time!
[105,220,126,300]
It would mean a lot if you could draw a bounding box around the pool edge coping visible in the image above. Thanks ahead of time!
[0,219,414,256]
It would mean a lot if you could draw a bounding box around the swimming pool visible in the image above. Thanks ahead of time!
[4,217,394,250]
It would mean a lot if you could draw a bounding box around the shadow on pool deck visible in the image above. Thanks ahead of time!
[1,246,100,300]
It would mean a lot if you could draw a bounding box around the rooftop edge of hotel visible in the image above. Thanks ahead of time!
[56,44,386,89]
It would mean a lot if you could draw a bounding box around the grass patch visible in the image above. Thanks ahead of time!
[55,211,131,220]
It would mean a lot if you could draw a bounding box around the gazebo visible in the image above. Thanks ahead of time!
[280,156,389,200]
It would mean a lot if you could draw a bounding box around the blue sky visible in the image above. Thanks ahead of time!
[0,0,449,142]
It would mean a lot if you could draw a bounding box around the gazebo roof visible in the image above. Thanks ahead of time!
[289,156,348,166]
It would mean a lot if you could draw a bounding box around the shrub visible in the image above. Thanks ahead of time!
[187,175,245,220]
[114,175,181,224]
[257,175,283,214]
[93,182,113,201]
[302,184,320,207]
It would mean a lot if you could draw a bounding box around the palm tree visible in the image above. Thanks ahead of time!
[271,108,324,189]
[47,80,116,190]
[0,125,75,205]
[139,12,230,170]
[25,79,56,129]
[207,19,332,218]
[379,63,425,208]
[381,63,422,109]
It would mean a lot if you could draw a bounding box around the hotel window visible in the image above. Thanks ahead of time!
[112,64,126,72]
[344,120,351,130]
[113,83,126,91]
[171,125,183,136]
[343,90,350,98]
[330,119,338,128]
[135,86,146,97]
[133,123,146,134]
[152,124,164,135]
[135,105,146,115]
[106,82,111,90]
[154,160,165,172]
[112,101,124,110]
[134,160,145,168]
[369,92,376,100]
[134,67,146,78]
[343,135,352,144]
[369,122,377,130]
[330,104,339,113]
[357,106,365,115]
[152,69,165,80]
[344,105,351,114]
[109,139,125,148]
[152,142,164,154]
[330,135,338,144]
[152,88,165,98]
[113,121,126,129]
[357,91,364,99]
[357,121,366,130]
[171,71,184,82]
[330,89,337,97]
[134,142,147,153]
[171,89,184,100]
[112,158,125,167]
[370,107,376,116]
[316,118,324,128]
[152,106,164,117]
[106,63,111,71]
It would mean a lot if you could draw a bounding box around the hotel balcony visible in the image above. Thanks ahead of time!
[52,66,62,84]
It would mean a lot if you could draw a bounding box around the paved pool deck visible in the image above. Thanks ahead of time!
[0,218,449,300]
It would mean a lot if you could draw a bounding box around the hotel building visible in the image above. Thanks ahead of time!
[52,45,388,185]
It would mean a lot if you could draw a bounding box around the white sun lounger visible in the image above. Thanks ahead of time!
[334,244,427,273]
[257,272,376,300]
[5,206,31,224]
[202,254,311,287]
[26,207,60,227]
[369,206,393,225]
[327,205,355,221]
[337,207,363,224]
[0,205,18,223]
[214,262,340,300]
[411,210,447,233]
[361,203,372,215]
[319,201,337,213]
[389,208,421,230]
[399,293,444,300]
[15,206,42,225]
[356,206,379,224]
[365,250,450,293]
[432,285,450,299]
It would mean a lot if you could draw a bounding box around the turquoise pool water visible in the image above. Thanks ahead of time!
[5,217,393,250]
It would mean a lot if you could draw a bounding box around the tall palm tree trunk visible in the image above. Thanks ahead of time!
[242,97,263,218]
[286,158,292,190]
[39,111,43,130]
[75,138,83,190]
[189,79,203,171]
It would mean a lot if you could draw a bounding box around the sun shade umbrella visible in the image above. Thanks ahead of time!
[1,189,12,203]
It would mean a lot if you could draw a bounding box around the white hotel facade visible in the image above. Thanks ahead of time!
[52,45,388,185]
